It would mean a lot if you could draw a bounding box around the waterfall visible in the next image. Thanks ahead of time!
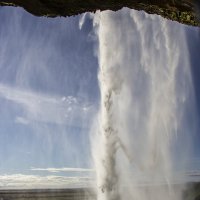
[92,8,194,200]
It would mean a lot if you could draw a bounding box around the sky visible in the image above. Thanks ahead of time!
[0,6,99,188]
[0,6,199,188]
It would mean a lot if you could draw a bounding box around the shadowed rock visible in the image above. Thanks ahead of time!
[0,0,199,26]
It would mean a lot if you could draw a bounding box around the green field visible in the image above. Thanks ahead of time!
[0,183,199,200]
[0,188,95,200]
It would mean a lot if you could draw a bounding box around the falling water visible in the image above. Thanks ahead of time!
[92,8,194,200]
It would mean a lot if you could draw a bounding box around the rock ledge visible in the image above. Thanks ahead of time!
[0,0,199,26]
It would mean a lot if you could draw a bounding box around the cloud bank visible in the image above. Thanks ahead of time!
[30,167,95,173]
[0,174,94,189]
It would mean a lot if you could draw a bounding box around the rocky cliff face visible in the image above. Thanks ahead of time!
[0,0,199,26]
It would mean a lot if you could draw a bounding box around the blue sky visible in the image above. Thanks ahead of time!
[0,6,199,188]
[0,7,99,184]
[185,27,200,161]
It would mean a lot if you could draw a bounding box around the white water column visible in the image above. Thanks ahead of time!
[92,8,194,200]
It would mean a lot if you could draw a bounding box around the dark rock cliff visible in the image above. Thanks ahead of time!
[0,0,199,26]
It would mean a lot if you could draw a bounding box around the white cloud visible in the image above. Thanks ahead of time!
[15,116,30,125]
[0,174,94,189]
[30,167,95,173]
[0,83,93,126]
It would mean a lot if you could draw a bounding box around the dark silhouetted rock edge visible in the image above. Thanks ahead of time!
[0,0,199,26]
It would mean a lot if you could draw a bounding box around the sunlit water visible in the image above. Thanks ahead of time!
[91,9,195,200]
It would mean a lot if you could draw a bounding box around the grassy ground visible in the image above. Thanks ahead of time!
[183,183,200,200]
[0,188,95,200]
[0,183,200,200]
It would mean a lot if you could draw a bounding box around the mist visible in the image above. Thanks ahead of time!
[92,8,197,200]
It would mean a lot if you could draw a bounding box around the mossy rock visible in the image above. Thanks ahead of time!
[0,0,199,26]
